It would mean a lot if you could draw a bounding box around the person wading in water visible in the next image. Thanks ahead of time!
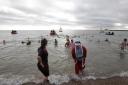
[37,38,49,82]
[71,40,87,75]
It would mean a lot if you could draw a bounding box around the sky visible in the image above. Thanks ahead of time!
[0,0,128,30]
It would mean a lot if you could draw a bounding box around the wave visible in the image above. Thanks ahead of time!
[1,71,128,85]
[47,71,128,85]
[0,74,37,85]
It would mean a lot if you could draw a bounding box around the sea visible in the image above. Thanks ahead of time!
[0,30,128,85]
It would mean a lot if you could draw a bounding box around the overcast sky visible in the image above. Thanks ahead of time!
[0,0,128,30]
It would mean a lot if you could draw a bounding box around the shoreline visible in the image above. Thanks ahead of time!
[22,76,128,85]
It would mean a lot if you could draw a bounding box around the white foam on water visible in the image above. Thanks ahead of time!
[81,71,128,81]
[48,74,70,85]
[1,72,128,85]
[84,76,97,80]
[119,71,128,77]
[0,74,36,85]
[69,74,81,80]
[82,75,109,81]
[0,74,82,85]
[48,74,106,85]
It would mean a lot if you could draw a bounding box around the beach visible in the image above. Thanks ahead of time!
[0,30,128,85]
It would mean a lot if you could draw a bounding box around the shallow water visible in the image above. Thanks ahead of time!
[0,30,128,85]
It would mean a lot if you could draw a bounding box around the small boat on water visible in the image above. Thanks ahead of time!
[105,32,114,35]
[11,30,17,34]
[50,30,56,36]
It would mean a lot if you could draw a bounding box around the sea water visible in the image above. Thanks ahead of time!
[0,30,128,85]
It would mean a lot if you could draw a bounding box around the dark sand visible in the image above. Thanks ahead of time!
[22,76,128,85]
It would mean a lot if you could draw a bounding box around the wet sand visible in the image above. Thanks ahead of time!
[22,76,128,85]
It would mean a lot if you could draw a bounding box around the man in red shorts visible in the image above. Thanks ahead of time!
[71,40,87,75]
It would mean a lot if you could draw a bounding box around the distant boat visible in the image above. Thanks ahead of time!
[105,32,114,35]
[59,27,62,32]
[11,30,17,34]
[50,30,56,36]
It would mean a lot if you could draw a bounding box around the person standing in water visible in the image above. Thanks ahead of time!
[37,38,49,81]
[65,35,70,47]
[71,40,87,75]
[55,39,58,46]
[3,40,6,45]
[69,39,74,51]
[120,38,128,51]
[70,39,74,47]
[65,39,70,47]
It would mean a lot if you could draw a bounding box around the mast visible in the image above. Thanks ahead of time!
[59,26,62,32]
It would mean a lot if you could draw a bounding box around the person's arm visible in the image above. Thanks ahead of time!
[65,43,66,47]
[65,42,67,47]
[83,46,87,64]
[37,48,44,67]
[37,56,44,67]
[71,47,77,63]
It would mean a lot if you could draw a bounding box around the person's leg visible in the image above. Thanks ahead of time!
[75,62,79,74]
[37,63,47,81]
[79,62,84,75]
[75,61,84,75]
[43,66,49,81]
[76,62,83,75]
[79,62,83,72]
